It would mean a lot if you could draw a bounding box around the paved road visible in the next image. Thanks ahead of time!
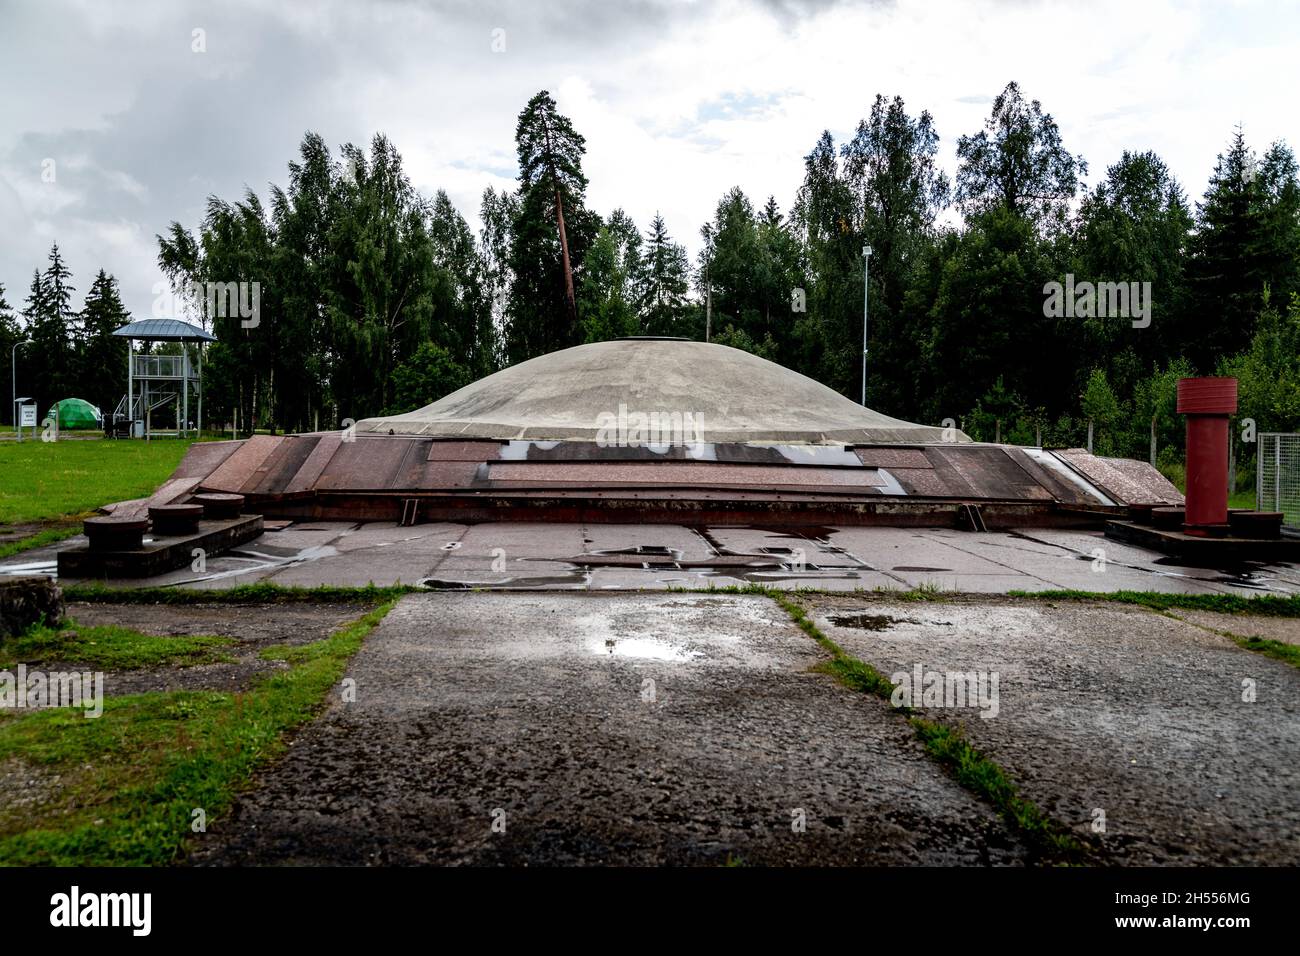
[191,593,1027,865]
[190,592,1300,866]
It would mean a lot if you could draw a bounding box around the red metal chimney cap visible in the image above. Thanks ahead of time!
[1176,377,1238,414]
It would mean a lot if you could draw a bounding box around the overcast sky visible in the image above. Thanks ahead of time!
[1,0,1296,319]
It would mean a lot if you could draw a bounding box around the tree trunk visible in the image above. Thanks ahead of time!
[555,188,577,328]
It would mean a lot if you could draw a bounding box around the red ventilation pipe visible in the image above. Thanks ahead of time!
[1176,377,1237,535]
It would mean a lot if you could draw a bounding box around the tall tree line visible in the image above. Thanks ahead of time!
[4,244,130,424]
[17,84,1299,467]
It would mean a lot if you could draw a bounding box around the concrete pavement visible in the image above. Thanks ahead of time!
[8,520,1298,596]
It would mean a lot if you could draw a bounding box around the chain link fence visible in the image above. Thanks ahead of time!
[1257,433,1300,530]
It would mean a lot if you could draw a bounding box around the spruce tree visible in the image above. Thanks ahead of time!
[77,270,130,415]
[1255,141,1300,307]
[640,214,690,336]
[1187,127,1268,367]
[24,258,71,412]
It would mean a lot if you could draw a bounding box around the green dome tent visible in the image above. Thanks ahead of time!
[45,398,102,430]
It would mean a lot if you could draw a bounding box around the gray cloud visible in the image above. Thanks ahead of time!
[1,0,1296,322]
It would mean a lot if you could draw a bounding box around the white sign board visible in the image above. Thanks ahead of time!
[19,404,37,427]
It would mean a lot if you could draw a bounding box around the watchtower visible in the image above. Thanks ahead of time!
[110,318,215,439]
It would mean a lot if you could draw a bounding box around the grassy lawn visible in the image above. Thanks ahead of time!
[0,439,193,526]
[1229,489,1256,510]
[0,600,395,865]
[0,621,234,670]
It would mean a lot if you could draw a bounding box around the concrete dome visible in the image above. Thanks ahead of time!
[356,339,968,444]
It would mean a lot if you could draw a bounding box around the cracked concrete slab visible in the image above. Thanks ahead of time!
[11,519,1300,597]
[189,592,1028,866]
[802,595,1300,865]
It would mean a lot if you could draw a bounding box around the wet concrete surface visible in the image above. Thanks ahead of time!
[190,592,1028,866]
[803,594,1300,865]
[10,519,1300,597]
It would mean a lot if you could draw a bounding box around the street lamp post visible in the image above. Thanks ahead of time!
[861,245,872,406]
[11,338,31,438]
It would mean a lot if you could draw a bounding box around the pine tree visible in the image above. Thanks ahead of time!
[1187,127,1268,368]
[24,260,71,413]
[44,242,78,346]
[506,90,598,362]
[640,214,690,336]
[1255,141,1300,307]
[77,270,130,415]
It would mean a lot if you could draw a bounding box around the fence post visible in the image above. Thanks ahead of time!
[1257,435,1263,512]
[1276,436,1282,515]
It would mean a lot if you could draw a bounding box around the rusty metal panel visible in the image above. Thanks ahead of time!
[426,440,503,462]
[854,447,931,469]
[111,477,204,519]
[888,467,951,497]
[928,446,1053,500]
[485,461,885,489]
[285,434,342,494]
[1102,457,1183,504]
[411,461,483,489]
[1056,450,1184,505]
[315,438,413,491]
[1004,447,1098,505]
[920,447,980,497]
[172,440,240,479]
[390,440,435,488]
[247,436,320,495]
[201,435,283,493]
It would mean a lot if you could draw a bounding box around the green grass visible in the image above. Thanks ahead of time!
[1009,588,1300,617]
[1227,633,1300,667]
[1229,490,1256,510]
[766,589,1085,862]
[908,718,1080,856]
[0,599,396,865]
[0,438,193,525]
[0,621,233,670]
[64,582,419,605]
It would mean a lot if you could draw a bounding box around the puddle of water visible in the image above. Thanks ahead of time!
[589,637,701,661]
[826,612,951,630]
[0,560,57,577]
[593,545,681,556]
[420,571,590,590]
[828,612,910,631]
[1151,557,1287,592]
